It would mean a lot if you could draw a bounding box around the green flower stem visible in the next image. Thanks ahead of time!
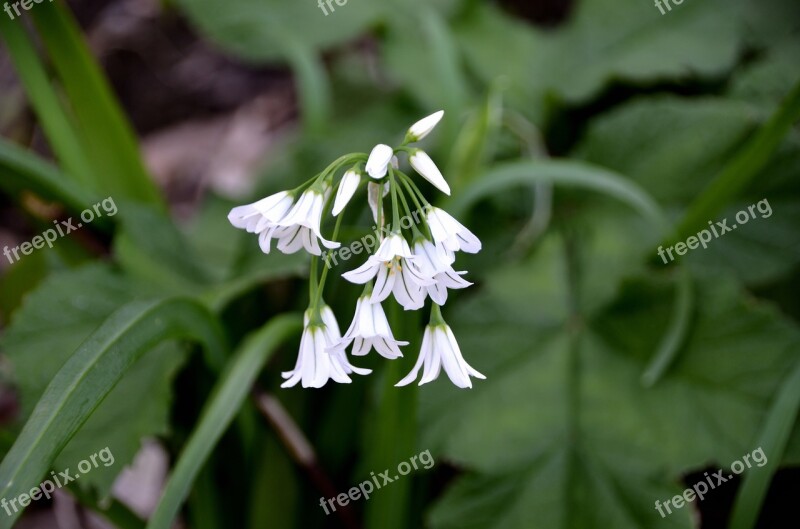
[364,302,419,529]
[389,169,402,231]
[376,179,385,234]
[397,172,433,240]
[312,212,345,310]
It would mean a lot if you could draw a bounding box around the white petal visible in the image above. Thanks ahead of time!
[435,327,471,388]
[410,151,450,195]
[342,258,380,284]
[278,191,315,228]
[427,281,448,305]
[407,110,444,142]
[373,336,404,359]
[352,337,372,356]
[394,264,426,310]
[396,327,433,386]
[438,269,472,289]
[366,144,393,179]
[276,225,305,254]
[371,264,395,304]
[228,191,292,231]
[360,301,378,339]
[332,170,361,216]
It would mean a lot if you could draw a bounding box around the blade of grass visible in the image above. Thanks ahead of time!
[0,138,98,214]
[0,16,95,185]
[146,314,301,529]
[29,2,163,205]
[674,80,800,242]
[728,358,800,529]
[0,298,227,529]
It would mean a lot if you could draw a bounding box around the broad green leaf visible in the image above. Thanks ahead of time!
[173,0,381,62]
[674,80,800,242]
[147,314,301,529]
[420,236,800,529]
[0,265,224,502]
[114,203,212,295]
[455,0,742,121]
[575,95,800,285]
[172,0,459,63]
[29,3,162,205]
[0,288,226,528]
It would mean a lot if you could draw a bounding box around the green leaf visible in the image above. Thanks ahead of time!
[114,203,213,295]
[420,236,800,529]
[173,0,382,62]
[0,16,95,185]
[147,314,301,529]
[455,0,743,121]
[29,2,162,205]
[0,265,226,524]
[729,359,800,529]
[576,93,800,285]
[0,138,98,215]
[675,80,800,242]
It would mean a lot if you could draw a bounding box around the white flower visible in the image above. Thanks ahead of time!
[228,191,294,234]
[282,305,371,388]
[426,207,481,254]
[409,150,450,196]
[329,296,407,359]
[412,239,472,305]
[365,144,394,179]
[342,233,433,310]
[272,186,340,256]
[367,181,389,224]
[405,110,444,143]
[396,319,485,389]
[332,169,361,216]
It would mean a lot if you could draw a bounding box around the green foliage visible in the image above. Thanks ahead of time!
[1,0,799,528]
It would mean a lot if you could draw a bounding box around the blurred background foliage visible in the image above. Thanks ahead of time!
[0,0,799,528]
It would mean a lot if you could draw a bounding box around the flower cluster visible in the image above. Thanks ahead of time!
[228,111,485,389]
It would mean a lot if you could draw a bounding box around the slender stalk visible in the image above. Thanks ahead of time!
[363,303,418,529]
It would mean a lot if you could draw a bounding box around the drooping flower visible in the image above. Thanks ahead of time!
[329,294,407,359]
[412,239,472,305]
[426,207,481,254]
[365,144,394,179]
[367,181,389,224]
[332,168,361,216]
[396,305,485,388]
[342,232,433,310]
[273,185,340,256]
[282,305,371,388]
[405,110,444,143]
[409,150,450,195]
[228,191,294,234]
